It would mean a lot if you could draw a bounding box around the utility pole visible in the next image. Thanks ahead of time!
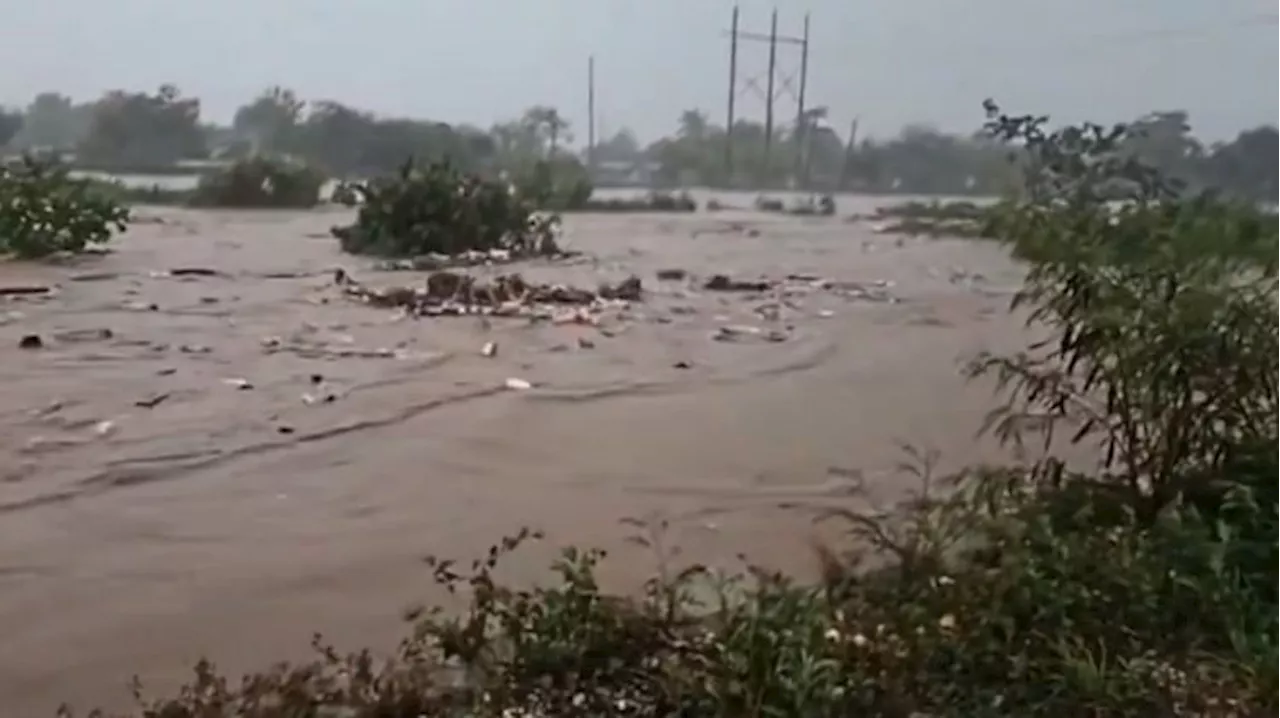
[587,55,596,175]
[763,9,778,170]
[725,6,739,182]
[839,117,859,191]
[723,6,810,188]
[794,13,811,188]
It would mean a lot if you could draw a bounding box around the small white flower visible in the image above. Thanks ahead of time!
[851,633,869,648]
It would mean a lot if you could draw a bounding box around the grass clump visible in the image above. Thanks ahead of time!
[63,102,1277,717]
[188,156,326,208]
[330,159,562,259]
[0,155,130,259]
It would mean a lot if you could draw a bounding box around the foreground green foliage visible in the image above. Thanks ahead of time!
[0,156,130,258]
[65,103,1277,717]
[330,160,562,258]
[188,156,326,209]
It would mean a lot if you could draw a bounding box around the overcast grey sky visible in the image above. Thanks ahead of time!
[0,0,1275,142]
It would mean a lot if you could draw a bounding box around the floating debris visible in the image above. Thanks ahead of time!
[135,393,171,409]
[712,325,790,343]
[52,328,113,343]
[164,267,224,278]
[504,377,533,390]
[370,247,581,272]
[0,284,55,296]
[703,275,773,292]
[334,269,642,318]
[222,377,254,390]
[18,334,42,349]
[481,341,498,357]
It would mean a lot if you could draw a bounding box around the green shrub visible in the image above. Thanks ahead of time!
[330,159,562,258]
[0,155,130,258]
[188,156,326,208]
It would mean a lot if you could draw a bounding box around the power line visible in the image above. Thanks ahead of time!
[723,6,810,186]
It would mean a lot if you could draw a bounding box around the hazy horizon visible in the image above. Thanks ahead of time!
[1,0,1275,143]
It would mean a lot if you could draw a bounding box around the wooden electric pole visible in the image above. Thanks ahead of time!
[586,55,597,175]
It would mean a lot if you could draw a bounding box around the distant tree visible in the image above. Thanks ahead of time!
[1122,110,1204,183]
[292,100,372,173]
[521,106,571,158]
[0,108,23,148]
[593,129,641,164]
[10,92,92,150]
[232,86,305,153]
[1200,125,1279,203]
[77,85,207,166]
[677,110,710,142]
[287,100,486,176]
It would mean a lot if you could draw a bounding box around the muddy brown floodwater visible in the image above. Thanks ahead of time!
[1,200,1033,714]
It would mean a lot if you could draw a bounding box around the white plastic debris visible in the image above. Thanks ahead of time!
[504,377,533,390]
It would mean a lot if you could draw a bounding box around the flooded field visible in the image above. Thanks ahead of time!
[0,199,1031,713]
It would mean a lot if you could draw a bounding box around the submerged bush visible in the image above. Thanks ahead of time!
[331,159,562,258]
[188,156,326,208]
[0,155,130,258]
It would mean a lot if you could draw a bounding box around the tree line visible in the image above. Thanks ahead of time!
[0,85,1274,201]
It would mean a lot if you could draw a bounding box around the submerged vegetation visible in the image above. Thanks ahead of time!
[82,157,327,209]
[55,100,1280,717]
[854,199,993,238]
[187,156,325,208]
[0,156,130,258]
[330,159,563,259]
